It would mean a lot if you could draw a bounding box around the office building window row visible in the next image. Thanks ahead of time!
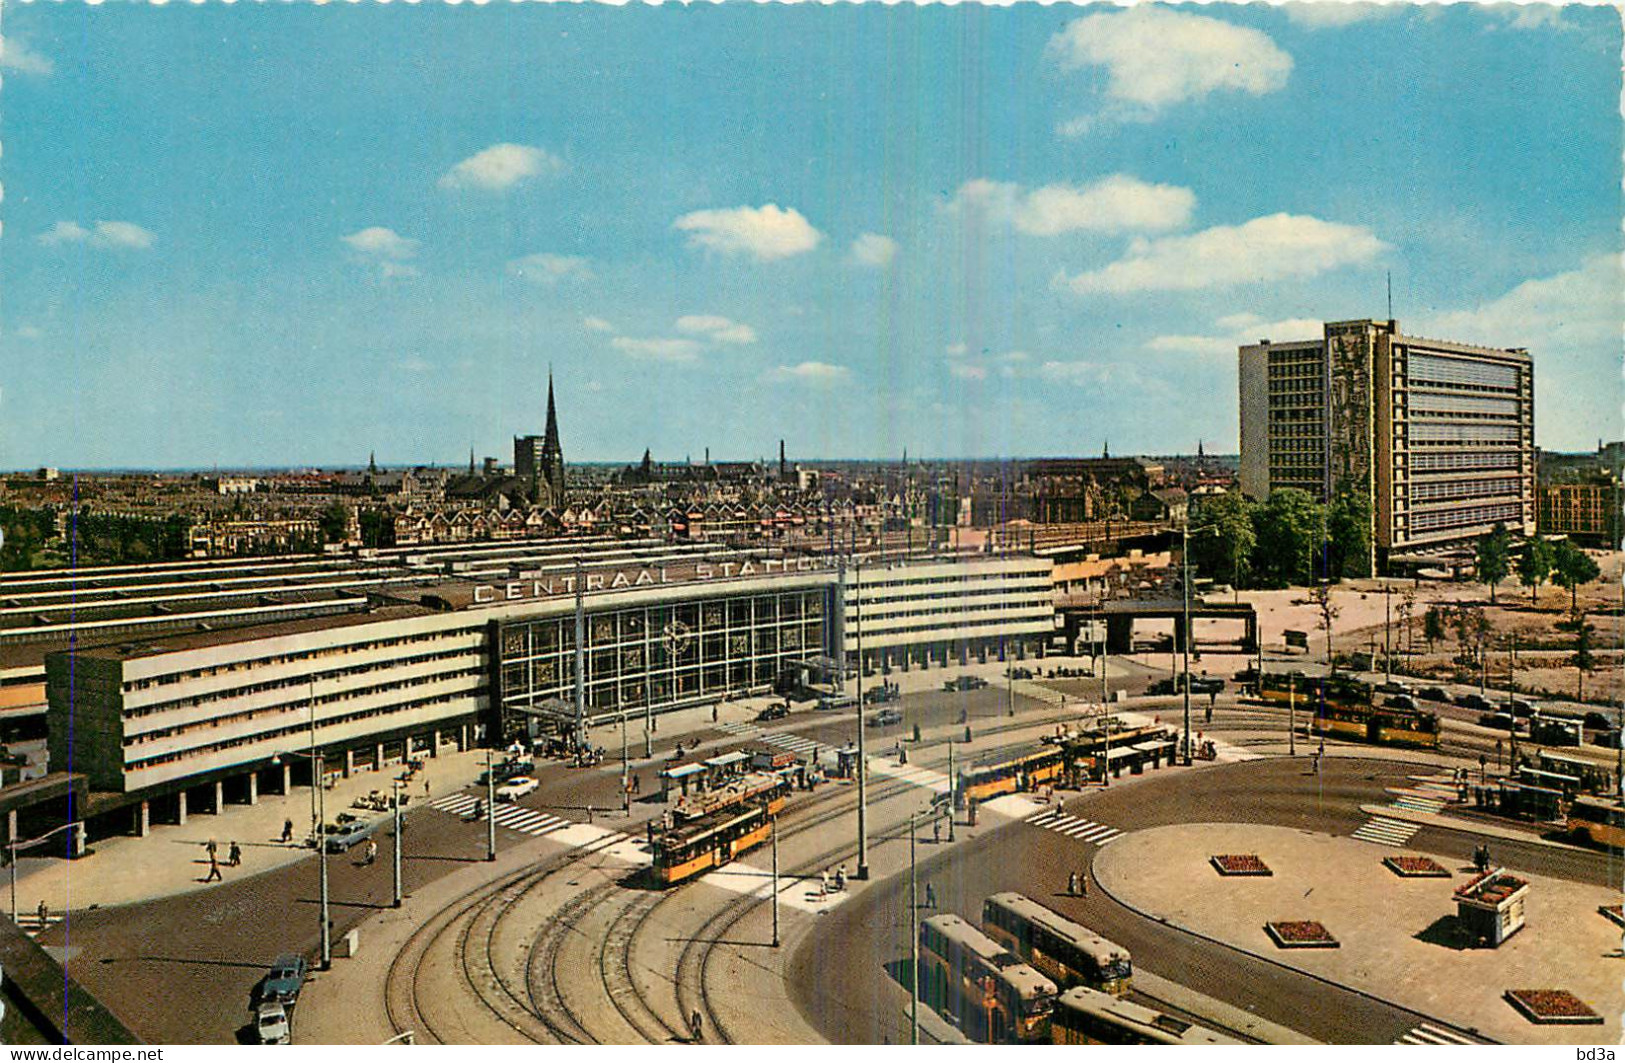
[851,597,1054,626]
[1407,353,1520,391]
[1410,477,1523,503]
[1409,422,1522,444]
[1410,451,1521,472]
[1409,502,1524,533]
[1407,391,1522,417]
[133,626,476,689]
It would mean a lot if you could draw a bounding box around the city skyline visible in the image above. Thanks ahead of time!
[1,4,1620,470]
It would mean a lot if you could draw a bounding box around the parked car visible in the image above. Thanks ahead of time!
[496,775,539,802]
[1480,711,1526,734]
[1455,692,1493,712]
[867,708,904,728]
[322,820,378,853]
[1583,711,1614,731]
[1509,698,1538,719]
[755,702,790,722]
[1417,686,1451,703]
[1149,674,1224,696]
[1375,680,1411,696]
[818,694,858,711]
[1232,667,1259,684]
[256,953,308,1006]
[255,1001,291,1045]
[943,675,989,692]
[1383,694,1418,711]
[1005,667,1034,680]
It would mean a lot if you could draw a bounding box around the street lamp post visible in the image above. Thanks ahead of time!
[485,749,497,862]
[8,822,79,926]
[621,712,631,814]
[1288,673,1297,757]
[854,558,869,880]
[316,753,331,968]
[946,741,956,842]
[770,812,780,949]
[1181,517,1193,766]
[909,809,919,1046]
[391,776,403,909]
[1383,583,1393,683]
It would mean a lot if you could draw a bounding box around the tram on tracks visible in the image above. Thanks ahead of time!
[917,914,1057,1043]
[957,747,1065,805]
[1567,795,1625,849]
[1050,986,1241,1045]
[650,799,775,887]
[981,892,1133,996]
[1310,702,1440,750]
[1257,672,1372,711]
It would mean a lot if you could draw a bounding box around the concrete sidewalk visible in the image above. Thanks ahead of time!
[1094,822,1618,1045]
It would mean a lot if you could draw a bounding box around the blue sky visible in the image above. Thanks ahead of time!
[1,2,1619,469]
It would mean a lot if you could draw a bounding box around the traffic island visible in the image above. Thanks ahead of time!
[1504,990,1603,1026]
[1211,853,1272,876]
[1265,920,1340,949]
[1384,855,1450,878]
[1453,869,1529,947]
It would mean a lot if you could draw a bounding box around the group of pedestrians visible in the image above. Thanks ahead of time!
[1066,869,1090,897]
[201,838,242,883]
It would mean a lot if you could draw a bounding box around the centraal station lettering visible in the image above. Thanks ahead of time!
[472,555,838,604]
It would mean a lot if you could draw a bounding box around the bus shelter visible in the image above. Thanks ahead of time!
[703,751,752,789]
[659,762,706,800]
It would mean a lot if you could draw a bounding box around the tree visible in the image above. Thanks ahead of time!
[1474,523,1511,604]
[1517,536,1554,607]
[1188,491,1256,589]
[1551,540,1601,614]
[1326,481,1372,580]
[318,502,350,544]
[1423,605,1447,654]
[1310,584,1340,669]
[1252,489,1326,588]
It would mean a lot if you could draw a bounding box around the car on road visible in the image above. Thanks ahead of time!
[943,675,989,692]
[322,820,378,853]
[1375,680,1411,696]
[1508,698,1537,719]
[255,953,308,1006]
[1148,674,1225,697]
[755,702,790,722]
[1583,711,1615,732]
[1417,686,1451,703]
[496,775,539,802]
[867,708,904,728]
[1455,692,1493,712]
[1479,711,1526,733]
[818,694,858,711]
[255,1001,291,1045]
[1383,694,1418,711]
[863,683,901,704]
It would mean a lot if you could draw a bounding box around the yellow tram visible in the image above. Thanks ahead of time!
[650,801,774,887]
[982,892,1133,996]
[957,747,1065,806]
[1051,986,1240,1045]
[918,914,1057,1043]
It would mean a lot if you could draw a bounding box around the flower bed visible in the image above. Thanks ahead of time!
[1211,854,1272,876]
[1600,905,1625,929]
[1383,855,1450,878]
[1265,920,1339,949]
[1504,989,1603,1025]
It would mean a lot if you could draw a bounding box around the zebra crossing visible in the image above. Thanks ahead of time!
[760,731,834,760]
[714,721,761,738]
[1390,793,1446,815]
[1350,815,1422,847]
[1024,807,1124,845]
[1394,1022,1483,1045]
[430,793,575,837]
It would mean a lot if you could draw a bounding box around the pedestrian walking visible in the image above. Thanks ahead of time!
[711,705,719,724]
[1068,871,1078,896]
[424,778,431,800]
[364,839,378,866]
[925,882,937,909]
[228,841,242,867]
[204,855,222,883]
[281,819,294,844]
[932,819,942,845]
[206,838,218,860]
[1079,869,1089,896]
[820,870,830,896]
[689,1009,704,1043]
[36,900,48,927]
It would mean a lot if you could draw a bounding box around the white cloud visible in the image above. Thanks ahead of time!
[37,220,156,250]
[945,175,1194,236]
[341,227,418,278]
[582,316,617,333]
[13,326,43,340]
[950,364,989,381]
[1039,360,1166,393]
[850,233,898,268]
[766,361,852,387]
[1282,3,1394,29]
[0,35,52,76]
[945,348,1036,383]
[1492,5,1573,31]
[396,356,433,374]
[507,253,592,284]
[1146,312,1328,356]
[1416,253,1620,353]
[673,204,822,261]
[675,315,757,345]
[438,144,563,192]
[1048,8,1292,125]
[610,337,703,364]
[945,342,968,357]
[1060,213,1388,295]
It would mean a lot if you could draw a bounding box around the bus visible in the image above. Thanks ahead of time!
[1309,703,1440,750]
[958,747,1065,806]
[650,801,773,887]
[981,892,1133,996]
[1567,796,1625,850]
[918,914,1057,1043]
[1050,987,1241,1045]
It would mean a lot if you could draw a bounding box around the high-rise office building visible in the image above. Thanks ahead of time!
[1239,319,1534,570]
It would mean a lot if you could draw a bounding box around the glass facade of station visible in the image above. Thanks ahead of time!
[493,586,828,733]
